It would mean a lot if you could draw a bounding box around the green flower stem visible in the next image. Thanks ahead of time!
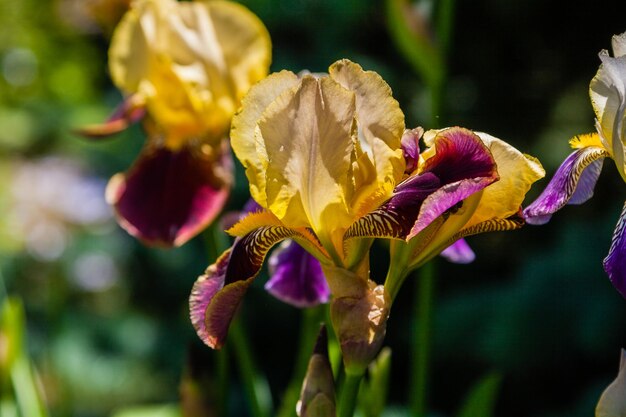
[230,318,273,417]
[410,261,436,417]
[337,372,363,417]
[276,306,326,417]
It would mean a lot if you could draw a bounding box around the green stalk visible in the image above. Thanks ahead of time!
[410,261,436,417]
[230,320,272,417]
[337,372,363,417]
[215,346,229,417]
[276,306,326,417]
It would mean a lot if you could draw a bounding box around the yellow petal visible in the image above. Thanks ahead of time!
[231,71,301,208]
[463,131,545,228]
[109,0,271,145]
[329,60,406,215]
[258,75,356,254]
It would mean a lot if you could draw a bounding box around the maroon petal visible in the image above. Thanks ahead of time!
[523,146,607,225]
[189,220,312,348]
[108,144,232,247]
[75,95,146,139]
[604,202,626,299]
[265,240,330,308]
[440,238,475,264]
[346,127,497,241]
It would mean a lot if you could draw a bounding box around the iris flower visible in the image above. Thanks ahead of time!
[80,0,271,246]
[189,60,544,368]
[524,31,626,296]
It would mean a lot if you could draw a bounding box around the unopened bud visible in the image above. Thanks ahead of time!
[297,326,336,417]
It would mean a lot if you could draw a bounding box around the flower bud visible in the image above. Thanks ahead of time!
[597,349,626,417]
[297,326,336,417]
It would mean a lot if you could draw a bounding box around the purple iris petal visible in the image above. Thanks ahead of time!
[109,144,232,247]
[523,147,606,225]
[265,240,330,308]
[604,202,626,299]
[440,238,475,264]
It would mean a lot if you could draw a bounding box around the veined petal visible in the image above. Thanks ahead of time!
[329,60,406,214]
[231,71,301,208]
[259,75,356,252]
[523,142,608,225]
[107,142,232,247]
[266,240,330,308]
[345,127,497,241]
[440,239,475,264]
[189,218,328,348]
[603,202,626,299]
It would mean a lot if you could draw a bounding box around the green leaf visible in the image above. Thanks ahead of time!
[456,372,502,417]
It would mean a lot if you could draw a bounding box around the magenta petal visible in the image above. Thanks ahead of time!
[603,202,626,299]
[109,145,232,247]
[523,147,606,225]
[440,238,476,264]
[265,240,330,308]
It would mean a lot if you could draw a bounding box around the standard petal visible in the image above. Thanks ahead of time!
[107,143,232,247]
[189,218,325,348]
[265,240,330,308]
[589,45,626,177]
[439,239,475,264]
[401,127,424,175]
[259,75,356,252]
[231,71,301,208]
[523,143,608,225]
[603,202,626,299]
[329,60,406,214]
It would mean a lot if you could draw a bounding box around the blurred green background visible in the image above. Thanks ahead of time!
[1,0,625,416]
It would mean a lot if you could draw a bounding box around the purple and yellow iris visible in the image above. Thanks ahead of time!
[79,0,271,246]
[189,60,544,370]
[524,31,626,297]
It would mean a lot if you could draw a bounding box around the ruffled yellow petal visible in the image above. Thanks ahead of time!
[258,75,356,254]
[108,0,271,147]
[329,60,406,216]
[463,131,545,228]
[231,71,301,208]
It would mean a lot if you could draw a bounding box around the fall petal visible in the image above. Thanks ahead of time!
[603,202,626,299]
[107,144,232,247]
[523,144,608,225]
[190,212,328,348]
